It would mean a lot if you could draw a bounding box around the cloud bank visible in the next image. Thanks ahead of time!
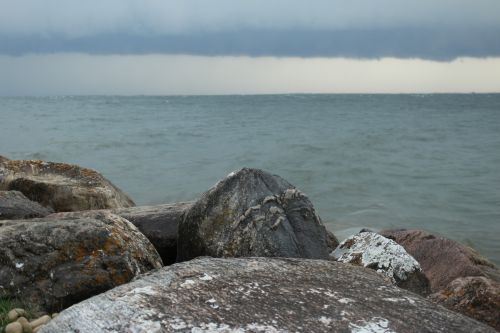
[1,0,499,59]
[2,54,499,95]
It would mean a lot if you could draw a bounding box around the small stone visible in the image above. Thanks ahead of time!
[31,327,42,333]
[51,313,59,318]
[7,309,26,322]
[16,317,32,333]
[5,322,23,333]
[29,315,51,329]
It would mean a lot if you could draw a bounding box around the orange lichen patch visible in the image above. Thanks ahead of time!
[79,168,102,180]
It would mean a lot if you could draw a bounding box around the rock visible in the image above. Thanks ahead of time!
[5,322,22,333]
[325,229,339,252]
[50,202,195,266]
[39,257,495,333]
[380,229,499,292]
[331,232,430,295]
[29,315,51,329]
[0,159,134,212]
[0,212,162,312]
[0,191,54,220]
[16,317,32,333]
[0,155,9,163]
[429,276,500,331]
[112,202,194,265]
[7,308,26,322]
[178,168,336,262]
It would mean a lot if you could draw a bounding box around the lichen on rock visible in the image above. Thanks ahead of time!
[39,257,495,333]
[178,168,336,262]
[0,159,134,212]
[331,232,430,295]
[0,211,162,312]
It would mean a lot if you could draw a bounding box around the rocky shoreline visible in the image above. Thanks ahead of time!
[0,156,498,332]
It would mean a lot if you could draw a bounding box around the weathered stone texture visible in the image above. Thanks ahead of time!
[0,212,162,312]
[178,168,336,262]
[40,257,495,333]
[0,159,134,212]
[0,190,54,220]
[331,232,430,295]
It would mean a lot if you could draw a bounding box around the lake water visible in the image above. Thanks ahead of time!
[1,94,499,265]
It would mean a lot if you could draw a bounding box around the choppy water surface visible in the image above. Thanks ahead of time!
[1,94,499,264]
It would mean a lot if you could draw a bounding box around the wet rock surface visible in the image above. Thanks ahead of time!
[0,212,162,312]
[178,168,336,262]
[430,276,500,331]
[380,229,499,291]
[52,202,195,266]
[331,232,430,295]
[0,191,54,220]
[0,159,135,212]
[40,257,495,333]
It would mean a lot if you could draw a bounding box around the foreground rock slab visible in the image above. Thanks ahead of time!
[178,168,336,261]
[0,212,162,312]
[40,257,494,333]
[0,159,134,212]
[52,202,195,265]
[0,190,54,220]
[331,232,430,295]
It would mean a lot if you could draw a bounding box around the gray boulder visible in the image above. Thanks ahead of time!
[112,202,193,265]
[51,202,195,266]
[177,168,336,262]
[40,257,495,333]
[0,190,54,220]
[0,159,134,212]
[331,232,430,295]
[0,212,162,312]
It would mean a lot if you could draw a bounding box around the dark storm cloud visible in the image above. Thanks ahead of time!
[1,0,499,60]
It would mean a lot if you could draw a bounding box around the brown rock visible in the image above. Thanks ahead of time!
[0,212,162,312]
[380,229,498,292]
[0,155,9,163]
[50,202,195,266]
[0,159,134,212]
[430,276,500,331]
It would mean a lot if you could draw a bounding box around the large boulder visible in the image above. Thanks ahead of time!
[331,232,430,295]
[380,229,500,329]
[177,168,336,262]
[0,159,135,212]
[380,229,499,291]
[51,202,195,266]
[430,276,500,331]
[0,190,54,220]
[0,212,162,312]
[39,257,495,333]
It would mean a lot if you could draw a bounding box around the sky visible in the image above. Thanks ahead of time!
[1,0,500,95]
